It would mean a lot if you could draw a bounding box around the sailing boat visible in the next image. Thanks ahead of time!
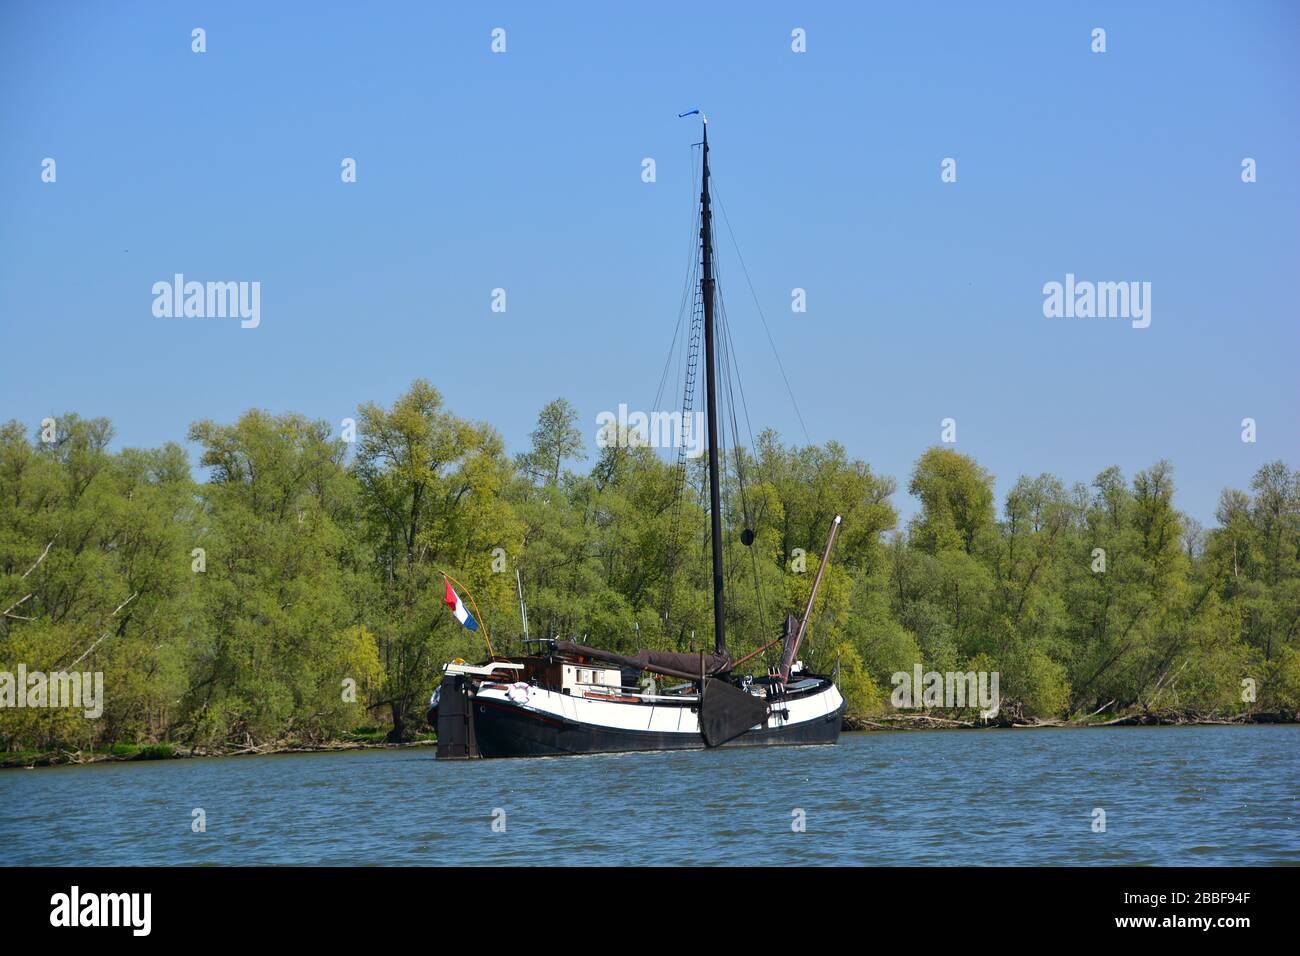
[432,115,845,759]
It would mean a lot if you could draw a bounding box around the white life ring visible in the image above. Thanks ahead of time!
[506,682,532,704]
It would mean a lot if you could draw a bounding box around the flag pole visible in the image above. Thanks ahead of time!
[440,569,495,657]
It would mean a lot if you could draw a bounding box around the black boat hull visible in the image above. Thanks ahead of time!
[470,696,844,758]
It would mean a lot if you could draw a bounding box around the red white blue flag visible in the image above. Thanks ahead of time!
[443,577,479,631]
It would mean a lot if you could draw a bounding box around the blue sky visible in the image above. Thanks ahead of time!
[1,1,1296,525]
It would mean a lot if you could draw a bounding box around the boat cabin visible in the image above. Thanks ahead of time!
[560,663,623,695]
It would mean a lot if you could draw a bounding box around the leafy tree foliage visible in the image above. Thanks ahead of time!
[2,388,1296,752]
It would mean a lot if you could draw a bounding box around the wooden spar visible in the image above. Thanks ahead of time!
[781,515,842,680]
[729,633,784,670]
[515,568,530,643]
[730,515,846,674]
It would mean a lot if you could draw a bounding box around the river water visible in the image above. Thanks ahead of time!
[1,726,1296,865]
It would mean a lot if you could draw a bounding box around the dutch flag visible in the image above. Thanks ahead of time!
[444,577,479,631]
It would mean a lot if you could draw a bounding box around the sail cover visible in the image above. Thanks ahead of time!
[555,642,731,678]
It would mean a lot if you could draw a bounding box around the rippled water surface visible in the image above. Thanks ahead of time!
[2,726,1297,865]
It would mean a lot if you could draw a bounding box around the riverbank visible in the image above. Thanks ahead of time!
[0,736,436,770]
[844,707,1298,732]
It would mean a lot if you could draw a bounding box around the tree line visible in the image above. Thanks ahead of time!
[2,380,1297,753]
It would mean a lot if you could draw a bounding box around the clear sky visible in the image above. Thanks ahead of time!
[2,1,1296,525]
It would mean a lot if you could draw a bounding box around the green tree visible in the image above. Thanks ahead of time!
[907,447,995,556]
[186,410,370,746]
[353,380,520,740]
[518,398,586,487]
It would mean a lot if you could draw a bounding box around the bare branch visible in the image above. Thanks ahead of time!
[3,592,34,619]
[20,539,56,579]
[61,591,140,669]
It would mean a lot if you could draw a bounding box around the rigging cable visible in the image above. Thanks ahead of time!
[716,273,774,650]
[651,145,702,415]
[713,185,812,446]
[707,229,771,648]
[661,147,704,628]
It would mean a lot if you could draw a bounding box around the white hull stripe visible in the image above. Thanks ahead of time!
[475,682,844,735]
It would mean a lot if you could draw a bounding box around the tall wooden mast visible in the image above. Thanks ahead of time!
[699,118,726,658]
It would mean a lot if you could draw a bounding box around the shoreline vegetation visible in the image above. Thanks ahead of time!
[3,381,1299,762]
[844,705,1300,732]
[0,732,437,770]
[4,712,1295,770]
